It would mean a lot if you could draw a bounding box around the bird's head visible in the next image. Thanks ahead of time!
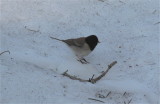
[85,35,100,51]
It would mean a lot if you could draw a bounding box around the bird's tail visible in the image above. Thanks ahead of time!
[50,36,63,42]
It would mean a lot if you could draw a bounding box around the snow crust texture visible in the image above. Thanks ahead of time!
[0,0,159,104]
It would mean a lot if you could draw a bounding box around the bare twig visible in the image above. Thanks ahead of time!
[128,99,132,104]
[124,98,132,104]
[89,74,95,81]
[0,50,10,56]
[88,98,105,103]
[152,10,157,14]
[62,61,117,84]
[154,22,160,25]
[90,61,117,83]
[119,0,126,4]
[24,26,40,33]
[98,0,105,2]
[123,92,127,96]
[62,70,89,82]
[106,91,111,97]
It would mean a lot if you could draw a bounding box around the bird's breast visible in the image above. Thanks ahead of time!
[70,43,91,58]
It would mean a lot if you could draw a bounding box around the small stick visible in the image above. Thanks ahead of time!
[62,61,117,84]
[119,0,125,4]
[90,61,117,83]
[106,91,111,97]
[89,74,95,81]
[128,99,132,104]
[88,98,105,103]
[25,26,40,33]
[154,22,160,25]
[62,70,89,82]
[123,92,127,96]
[152,10,157,14]
[98,0,105,2]
[91,74,95,80]
[0,50,10,56]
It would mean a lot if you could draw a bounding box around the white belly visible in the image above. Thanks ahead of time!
[70,43,91,58]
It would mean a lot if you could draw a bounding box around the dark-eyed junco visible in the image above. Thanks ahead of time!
[50,35,100,64]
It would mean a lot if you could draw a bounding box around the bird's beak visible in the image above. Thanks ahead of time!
[98,41,101,43]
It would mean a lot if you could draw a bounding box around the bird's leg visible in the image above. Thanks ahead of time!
[82,58,89,63]
[78,58,89,64]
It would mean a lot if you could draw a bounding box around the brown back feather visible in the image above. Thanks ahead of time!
[63,37,85,47]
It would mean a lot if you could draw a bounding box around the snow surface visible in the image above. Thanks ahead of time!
[0,0,159,104]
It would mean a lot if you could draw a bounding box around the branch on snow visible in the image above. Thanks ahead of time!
[62,61,117,84]
[88,98,105,103]
[0,50,10,56]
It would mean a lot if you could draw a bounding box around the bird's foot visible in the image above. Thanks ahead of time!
[78,58,89,64]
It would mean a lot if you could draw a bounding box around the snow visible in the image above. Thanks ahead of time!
[0,0,159,104]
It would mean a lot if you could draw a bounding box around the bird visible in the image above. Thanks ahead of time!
[50,35,100,64]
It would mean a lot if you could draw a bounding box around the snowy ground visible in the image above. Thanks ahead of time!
[0,0,159,104]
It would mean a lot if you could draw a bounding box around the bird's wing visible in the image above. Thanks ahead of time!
[63,37,85,47]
